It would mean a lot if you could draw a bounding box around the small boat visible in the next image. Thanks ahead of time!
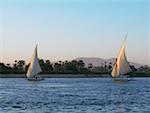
[26,45,44,81]
[111,34,132,81]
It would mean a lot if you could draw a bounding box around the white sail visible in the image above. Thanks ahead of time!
[26,45,42,78]
[111,38,131,77]
[111,63,118,77]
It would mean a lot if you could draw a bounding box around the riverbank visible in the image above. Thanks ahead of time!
[0,73,150,78]
[0,74,111,78]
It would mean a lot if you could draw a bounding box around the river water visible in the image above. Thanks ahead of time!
[0,77,150,113]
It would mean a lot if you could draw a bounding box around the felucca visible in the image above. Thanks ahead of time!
[26,45,44,81]
[111,35,132,81]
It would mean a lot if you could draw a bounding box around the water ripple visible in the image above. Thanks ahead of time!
[0,77,150,113]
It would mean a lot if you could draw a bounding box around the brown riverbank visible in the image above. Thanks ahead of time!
[0,74,110,78]
[0,73,150,78]
[0,74,111,78]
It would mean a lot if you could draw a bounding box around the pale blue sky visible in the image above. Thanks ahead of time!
[0,0,149,65]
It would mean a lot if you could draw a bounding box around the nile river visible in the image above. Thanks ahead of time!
[0,76,150,113]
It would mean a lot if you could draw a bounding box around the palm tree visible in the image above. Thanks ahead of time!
[108,62,112,72]
[6,63,11,67]
[54,62,61,72]
[88,63,93,72]
[45,60,53,72]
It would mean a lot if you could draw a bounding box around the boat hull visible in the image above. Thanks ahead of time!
[113,75,132,81]
[113,77,130,81]
[26,78,44,81]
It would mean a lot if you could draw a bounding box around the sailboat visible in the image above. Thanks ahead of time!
[111,35,132,81]
[26,45,44,81]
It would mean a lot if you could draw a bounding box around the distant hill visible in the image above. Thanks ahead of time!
[76,57,142,69]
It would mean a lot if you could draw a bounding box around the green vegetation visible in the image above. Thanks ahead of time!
[0,59,150,77]
[130,65,150,77]
[0,59,88,74]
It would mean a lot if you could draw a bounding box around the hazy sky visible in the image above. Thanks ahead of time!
[0,0,149,65]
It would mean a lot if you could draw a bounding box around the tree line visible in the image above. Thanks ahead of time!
[0,59,149,75]
[0,59,88,74]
